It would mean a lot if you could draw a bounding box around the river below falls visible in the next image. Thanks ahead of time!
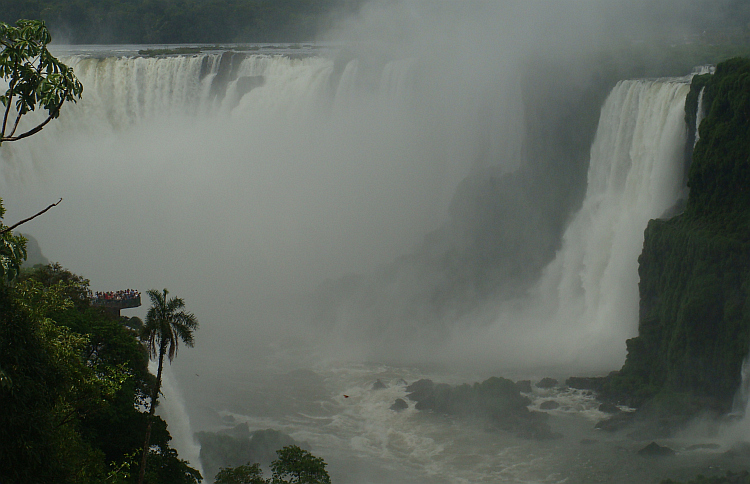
[165,347,750,484]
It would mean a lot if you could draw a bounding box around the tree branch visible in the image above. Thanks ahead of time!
[0,77,16,139]
[1,103,61,143]
[0,198,62,234]
[9,108,23,138]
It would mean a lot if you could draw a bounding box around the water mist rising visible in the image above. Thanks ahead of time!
[0,49,523,356]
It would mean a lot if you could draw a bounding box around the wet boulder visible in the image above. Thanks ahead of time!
[598,402,621,414]
[637,442,675,457]
[390,398,408,412]
[515,380,533,393]
[536,377,558,389]
[540,400,560,410]
[406,376,559,439]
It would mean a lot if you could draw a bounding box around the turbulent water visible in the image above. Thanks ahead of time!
[2,49,743,482]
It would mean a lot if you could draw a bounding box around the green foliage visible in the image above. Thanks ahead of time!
[689,57,750,219]
[0,198,27,282]
[143,448,203,484]
[0,269,110,482]
[197,427,299,481]
[0,19,82,143]
[270,446,331,484]
[0,265,200,483]
[212,446,330,484]
[142,288,199,363]
[215,462,266,484]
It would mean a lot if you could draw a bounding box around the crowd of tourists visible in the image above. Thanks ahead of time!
[92,289,141,302]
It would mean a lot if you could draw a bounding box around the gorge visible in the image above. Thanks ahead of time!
[2,3,750,482]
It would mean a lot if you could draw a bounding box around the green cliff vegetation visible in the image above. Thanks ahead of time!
[606,57,750,415]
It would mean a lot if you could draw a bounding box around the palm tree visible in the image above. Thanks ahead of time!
[138,288,199,484]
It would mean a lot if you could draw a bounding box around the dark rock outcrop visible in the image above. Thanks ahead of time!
[637,442,675,457]
[536,378,558,389]
[539,400,560,410]
[515,380,533,393]
[598,402,621,414]
[405,377,559,440]
[390,398,408,411]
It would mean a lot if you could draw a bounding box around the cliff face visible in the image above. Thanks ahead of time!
[611,58,750,413]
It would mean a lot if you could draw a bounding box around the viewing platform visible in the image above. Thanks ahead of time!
[92,290,141,317]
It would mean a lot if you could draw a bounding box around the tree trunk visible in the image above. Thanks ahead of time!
[138,342,166,484]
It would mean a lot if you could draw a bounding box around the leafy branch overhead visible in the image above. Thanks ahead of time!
[0,19,83,144]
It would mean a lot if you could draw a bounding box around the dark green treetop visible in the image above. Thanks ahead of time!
[0,19,82,144]
[215,462,266,484]
[270,445,331,484]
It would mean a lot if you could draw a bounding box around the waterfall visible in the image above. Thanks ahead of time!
[450,78,691,372]
[723,354,750,444]
[0,50,509,288]
[694,87,706,147]
[151,362,205,477]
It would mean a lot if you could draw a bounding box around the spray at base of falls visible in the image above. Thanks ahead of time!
[149,361,204,478]
[724,355,750,444]
[446,77,692,373]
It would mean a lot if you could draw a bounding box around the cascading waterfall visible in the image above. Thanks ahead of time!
[694,87,706,147]
[724,353,750,445]
[150,362,204,477]
[450,77,691,372]
[0,51,482,282]
[540,79,689,354]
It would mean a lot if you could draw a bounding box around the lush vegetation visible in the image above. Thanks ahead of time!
[0,0,365,44]
[215,445,330,484]
[197,426,300,481]
[0,19,82,144]
[604,57,750,414]
[0,263,201,483]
